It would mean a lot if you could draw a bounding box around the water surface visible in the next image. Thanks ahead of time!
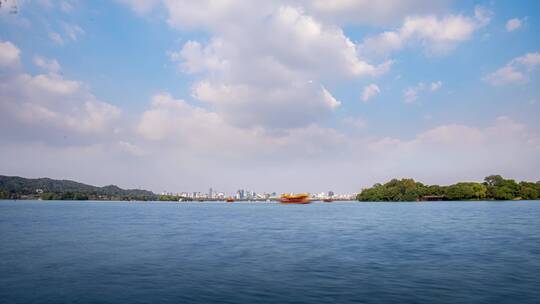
[1,200,539,303]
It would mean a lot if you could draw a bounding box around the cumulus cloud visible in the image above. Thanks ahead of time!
[0,40,20,67]
[361,84,380,102]
[506,18,523,32]
[136,92,349,162]
[0,41,121,142]
[164,3,389,129]
[484,52,540,85]
[360,6,492,56]
[137,93,230,143]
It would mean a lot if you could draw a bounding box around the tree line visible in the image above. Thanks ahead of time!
[357,175,540,201]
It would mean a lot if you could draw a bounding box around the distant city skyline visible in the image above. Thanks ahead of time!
[161,188,352,200]
[0,1,539,193]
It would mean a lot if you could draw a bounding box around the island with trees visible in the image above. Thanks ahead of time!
[357,175,540,201]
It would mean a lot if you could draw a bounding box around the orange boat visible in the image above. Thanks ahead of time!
[280,194,311,204]
[226,197,235,203]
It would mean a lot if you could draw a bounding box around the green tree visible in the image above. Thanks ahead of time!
[357,178,427,201]
[484,175,520,200]
[445,183,486,200]
[484,175,504,187]
[518,182,539,200]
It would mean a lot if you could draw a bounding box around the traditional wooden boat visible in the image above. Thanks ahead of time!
[280,194,311,204]
[322,198,333,202]
[226,197,235,203]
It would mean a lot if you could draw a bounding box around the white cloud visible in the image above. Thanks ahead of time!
[191,81,341,129]
[137,92,347,161]
[166,4,389,129]
[30,74,80,95]
[170,40,226,74]
[512,52,540,70]
[137,93,228,142]
[322,87,341,109]
[484,65,526,86]
[0,40,20,67]
[121,0,450,28]
[300,0,450,26]
[1,73,120,134]
[361,84,380,102]
[33,56,61,73]
[506,18,523,32]
[0,41,121,138]
[361,6,492,56]
[484,52,540,86]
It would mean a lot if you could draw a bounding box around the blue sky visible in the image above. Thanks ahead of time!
[0,0,539,194]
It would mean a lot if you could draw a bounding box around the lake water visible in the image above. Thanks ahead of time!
[1,200,539,304]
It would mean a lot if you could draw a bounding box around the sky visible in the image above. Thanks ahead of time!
[0,0,539,194]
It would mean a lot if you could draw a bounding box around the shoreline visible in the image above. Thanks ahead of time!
[1,199,539,203]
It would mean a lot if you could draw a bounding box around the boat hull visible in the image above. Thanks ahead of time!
[279,198,311,204]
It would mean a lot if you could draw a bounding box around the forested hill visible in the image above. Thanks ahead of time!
[357,175,540,202]
[0,175,155,200]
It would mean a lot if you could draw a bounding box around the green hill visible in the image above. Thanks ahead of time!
[0,175,155,200]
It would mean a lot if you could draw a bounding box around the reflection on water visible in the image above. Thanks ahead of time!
[1,200,540,303]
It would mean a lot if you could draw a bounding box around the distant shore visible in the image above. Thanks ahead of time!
[2,174,539,202]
